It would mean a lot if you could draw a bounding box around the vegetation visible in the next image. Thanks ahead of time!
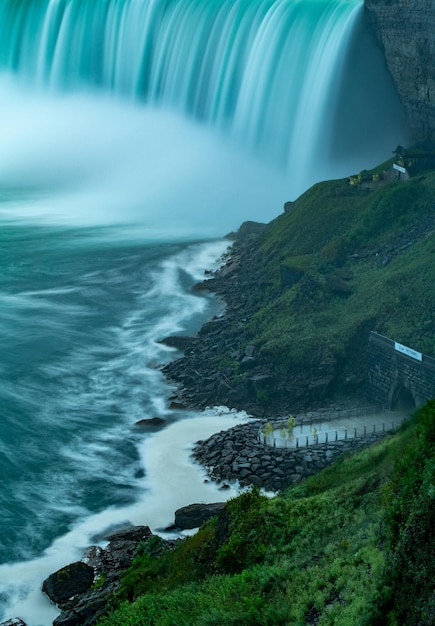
[233,166,435,386]
[97,402,435,626]
[93,159,434,624]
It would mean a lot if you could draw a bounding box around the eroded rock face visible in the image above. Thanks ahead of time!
[365,0,435,137]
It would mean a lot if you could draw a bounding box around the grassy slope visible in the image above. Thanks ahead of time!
[95,168,435,625]
[244,169,435,381]
[97,401,434,626]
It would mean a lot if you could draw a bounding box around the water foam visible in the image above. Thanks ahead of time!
[0,77,290,235]
[0,410,249,626]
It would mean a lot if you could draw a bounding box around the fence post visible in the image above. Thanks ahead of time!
[326,432,328,443]
[354,427,357,438]
[335,430,338,441]
[345,428,348,440]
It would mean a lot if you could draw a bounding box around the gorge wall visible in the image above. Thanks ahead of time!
[365,0,435,139]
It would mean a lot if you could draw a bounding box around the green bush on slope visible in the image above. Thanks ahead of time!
[97,402,435,626]
[382,399,435,626]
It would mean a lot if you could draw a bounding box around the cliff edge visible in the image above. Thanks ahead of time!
[365,0,435,138]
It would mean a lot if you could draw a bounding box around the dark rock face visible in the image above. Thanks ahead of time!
[0,620,27,626]
[365,0,435,137]
[174,502,226,529]
[44,526,177,626]
[42,562,94,604]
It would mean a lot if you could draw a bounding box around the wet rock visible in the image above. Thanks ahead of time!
[135,417,166,427]
[159,335,196,350]
[91,526,153,573]
[53,590,114,626]
[42,562,94,604]
[44,526,177,626]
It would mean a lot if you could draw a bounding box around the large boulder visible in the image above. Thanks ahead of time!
[174,502,226,529]
[42,562,94,604]
[0,620,27,626]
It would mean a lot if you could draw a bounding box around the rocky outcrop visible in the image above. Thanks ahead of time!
[42,526,178,626]
[365,0,435,137]
[42,562,94,605]
[174,503,226,529]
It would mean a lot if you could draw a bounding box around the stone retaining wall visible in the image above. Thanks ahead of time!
[367,332,435,409]
[193,420,392,492]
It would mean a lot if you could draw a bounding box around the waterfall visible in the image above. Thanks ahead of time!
[0,6,409,622]
[0,0,405,181]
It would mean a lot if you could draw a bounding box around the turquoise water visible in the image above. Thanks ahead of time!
[0,0,407,623]
[0,226,211,565]
[0,224,248,624]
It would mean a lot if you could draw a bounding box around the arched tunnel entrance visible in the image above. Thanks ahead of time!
[390,384,416,412]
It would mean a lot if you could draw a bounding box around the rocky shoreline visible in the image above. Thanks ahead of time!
[161,228,348,417]
[1,228,378,626]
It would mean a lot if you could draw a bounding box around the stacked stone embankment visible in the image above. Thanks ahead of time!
[192,418,391,492]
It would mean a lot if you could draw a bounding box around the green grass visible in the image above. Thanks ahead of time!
[239,170,435,376]
[95,160,435,625]
[97,402,434,626]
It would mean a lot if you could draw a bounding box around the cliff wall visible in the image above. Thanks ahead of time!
[365,0,435,138]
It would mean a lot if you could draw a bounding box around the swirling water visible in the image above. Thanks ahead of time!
[0,0,407,623]
[0,222,252,624]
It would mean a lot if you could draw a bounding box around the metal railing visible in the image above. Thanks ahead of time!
[258,405,405,450]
